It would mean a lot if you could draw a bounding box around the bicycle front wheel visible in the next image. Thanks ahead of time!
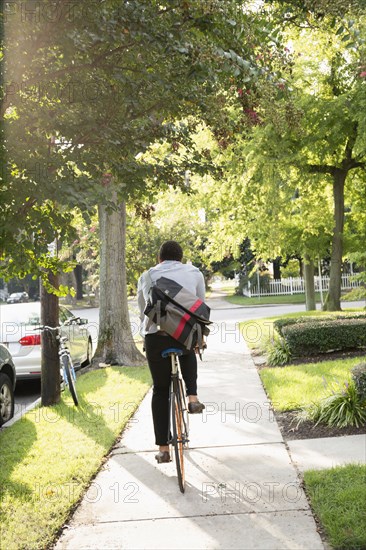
[171,387,185,493]
[62,354,79,406]
[178,377,189,444]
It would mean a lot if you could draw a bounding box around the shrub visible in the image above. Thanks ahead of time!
[301,382,366,428]
[264,334,292,366]
[282,318,366,356]
[352,363,366,400]
[274,312,366,336]
[342,287,366,302]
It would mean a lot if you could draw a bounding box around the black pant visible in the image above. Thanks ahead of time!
[144,333,198,446]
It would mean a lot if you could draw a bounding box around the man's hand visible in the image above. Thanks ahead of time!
[194,340,207,358]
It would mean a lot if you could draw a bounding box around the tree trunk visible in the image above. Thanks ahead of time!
[298,257,303,277]
[323,170,347,311]
[94,200,144,365]
[41,272,61,406]
[272,257,281,280]
[73,264,83,300]
[304,255,316,311]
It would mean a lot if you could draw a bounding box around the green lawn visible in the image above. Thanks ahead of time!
[304,465,366,549]
[259,357,362,411]
[1,366,151,550]
[226,292,323,306]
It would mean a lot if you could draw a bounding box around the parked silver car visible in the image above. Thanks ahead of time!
[0,303,93,380]
[0,344,16,426]
[7,292,29,304]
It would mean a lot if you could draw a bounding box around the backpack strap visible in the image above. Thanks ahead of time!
[145,269,155,331]
[156,299,161,329]
[196,322,203,349]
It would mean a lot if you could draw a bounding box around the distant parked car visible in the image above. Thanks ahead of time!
[0,289,9,302]
[7,292,29,304]
[0,344,16,426]
[0,303,93,380]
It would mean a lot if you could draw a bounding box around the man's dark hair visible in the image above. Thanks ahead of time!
[159,240,183,262]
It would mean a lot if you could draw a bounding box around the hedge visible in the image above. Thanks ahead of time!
[274,312,366,336]
[282,318,366,356]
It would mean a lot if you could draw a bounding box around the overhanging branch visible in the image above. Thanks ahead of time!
[308,164,336,176]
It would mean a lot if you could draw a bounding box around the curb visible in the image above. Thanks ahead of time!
[2,397,41,429]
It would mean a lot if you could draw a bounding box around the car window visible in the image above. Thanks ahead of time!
[59,307,75,324]
[0,306,40,324]
[0,304,41,341]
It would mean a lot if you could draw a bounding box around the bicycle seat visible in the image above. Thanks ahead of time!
[161,348,183,358]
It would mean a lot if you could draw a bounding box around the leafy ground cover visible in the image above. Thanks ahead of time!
[1,366,151,549]
[240,310,366,418]
[304,465,366,550]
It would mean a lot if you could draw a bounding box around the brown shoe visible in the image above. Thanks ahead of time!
[155,451,171,464]
[188,401,205,414]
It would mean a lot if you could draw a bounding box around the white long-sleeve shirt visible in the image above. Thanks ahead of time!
[137,260,206,337]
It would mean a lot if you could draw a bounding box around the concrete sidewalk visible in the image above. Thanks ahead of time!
[56,321,324,550]
[288,434,366,472]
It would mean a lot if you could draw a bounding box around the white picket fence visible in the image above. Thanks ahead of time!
[243,275,361,297]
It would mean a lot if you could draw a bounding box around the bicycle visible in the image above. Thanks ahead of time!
[37,325,79,406]
[161,347,189,493]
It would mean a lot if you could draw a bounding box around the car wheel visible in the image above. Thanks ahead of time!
[0,372,15,426]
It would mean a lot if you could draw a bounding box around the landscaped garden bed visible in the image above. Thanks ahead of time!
[241,311,366,440]
[276,410,366,440]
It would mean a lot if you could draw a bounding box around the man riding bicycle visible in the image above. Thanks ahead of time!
[137,240,206,464]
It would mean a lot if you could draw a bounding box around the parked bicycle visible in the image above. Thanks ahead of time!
[162,347,190,493]
[36,325,79,406]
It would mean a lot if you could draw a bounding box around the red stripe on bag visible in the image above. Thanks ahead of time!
[190,299,203,312]
[173,312,191,340]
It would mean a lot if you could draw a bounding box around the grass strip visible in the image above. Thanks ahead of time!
[1,366,151,550]
[259,357,362,411]
[226,292,324,306]
[304,465,366,550]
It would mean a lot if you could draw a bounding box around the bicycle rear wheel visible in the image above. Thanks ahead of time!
[171,383,185,493]
[62,354,79,406]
